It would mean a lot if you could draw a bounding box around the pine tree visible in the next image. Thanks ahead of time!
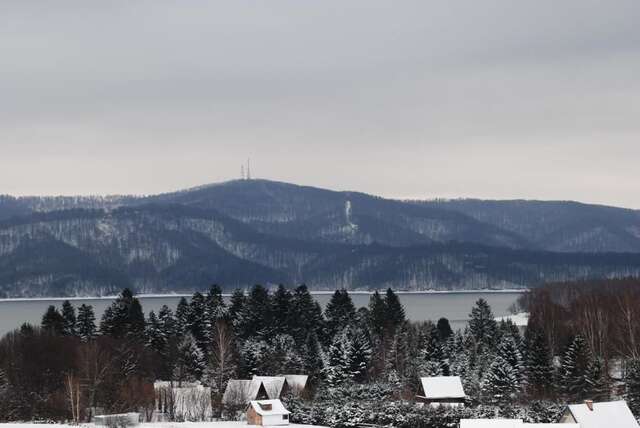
[436,318,453,342]
[496,335,524,386]
[302,332,325,383]
[346,327,372,382]
[561,335,593,401]
[61,300,77,336]
[174,333,205,384]
[146,311,166,353]
[175,297,191,335]
[228,289,246,321]
[324,290,356,340]
[524,327,554,398]
[323,330,350,388]
[99,288,145,340]
[384,288,405,331]
[420,324,447,376]
[469,299,498,353]
[240,339,269,377]
[482,356,519,404]
[76,304,97,342]
[272,285,294,336]
[291,285,325,345]
[205,285,227,328]
[41,305,65,334]
[368,291,387,339]
[236,285,273,340]
[188,292,207,351]
[625,359,640,415]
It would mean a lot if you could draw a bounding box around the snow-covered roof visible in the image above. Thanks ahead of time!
[283,375,308,391]
[222,379,264,404]
[420,376,465,399]
[253,376,287,399]
[249,399,290,416]
[461,420,578,428]
[566,400,639,428]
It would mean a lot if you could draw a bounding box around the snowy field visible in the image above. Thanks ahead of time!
[0,423,326,428]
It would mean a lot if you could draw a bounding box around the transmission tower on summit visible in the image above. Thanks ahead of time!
[247,158,251,180]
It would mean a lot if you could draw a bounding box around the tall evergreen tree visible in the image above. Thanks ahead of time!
[228,289,246,321]
[482,355,519,404]
[272,285,293,336]
[41,305,65,335]
[496,335,524,386]
[368,291,387,339]
[302,332,325,384]
[290,285,324,345]
[384,288,405,331]
[61,300,77,336]
[525,327,554,398]
[468,299,498,353]
[347,327,372,382]
[587,357,610,401]
[99,288,145,339]
[420,324,447,376]
[436,318,453,342]
[323,330,350,387]
[76,304,97,342]
[561,335,593,401]
[236,285,273,340]
[188,292,207,350]
[174,332,205,384]
[324,289,356,340]
[146,311,166,353]
[175,297,191,335]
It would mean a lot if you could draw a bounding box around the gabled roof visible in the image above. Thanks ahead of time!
[222,379,264,404]
[252,376,287,399]
[461,420,579,428]
[566,400,638,428]
[420,376,465,399]
[283,374,309,391]
[249,399,290,416]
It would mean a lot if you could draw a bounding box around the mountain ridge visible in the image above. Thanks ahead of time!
[0,179,639,297]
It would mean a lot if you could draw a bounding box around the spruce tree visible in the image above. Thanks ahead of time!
[61,300,77,336]
[205,285,227,327]
[100,288,145,340]
[41,305,65,334]
[482,355,519,404]
[325,290,356,341]
[420,324,447,376]
[524,327,554,398]
[174,332,205,384]
[384,288,405,331]
[469,299,498,353]
[188,292,207,350]
[302,332,325,383]
[175,297,191,335]
[323,330,350,387]
[368,291,387,339]
[436,318,453,342]
[347,327,372,382]
[291,285,324,345]
[146,311,166,353]
[587,357,610,401]
[561,335,593,401]
[236,285,273,340]
[76,304,97,342]
[272,285,293,336]
[496,335,524,386]
[228,289,246,321]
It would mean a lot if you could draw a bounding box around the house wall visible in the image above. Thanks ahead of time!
[263,414,289,426]
[247,407,262,425]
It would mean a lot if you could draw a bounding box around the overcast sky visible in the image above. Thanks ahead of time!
[1,1,639,208]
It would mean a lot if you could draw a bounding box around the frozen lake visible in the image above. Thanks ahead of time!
[0,291,525,337]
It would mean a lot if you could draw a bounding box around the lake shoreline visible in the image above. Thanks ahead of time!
[0,289,528,302]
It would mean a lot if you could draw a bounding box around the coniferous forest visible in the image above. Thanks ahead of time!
[1,280,640,428]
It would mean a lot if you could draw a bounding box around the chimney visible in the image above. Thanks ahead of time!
[584,400,594,411]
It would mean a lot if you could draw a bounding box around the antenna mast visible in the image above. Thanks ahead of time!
[240,164,245,180]
[247,158,251,180]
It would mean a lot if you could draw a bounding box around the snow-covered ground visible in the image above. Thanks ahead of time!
[495,312,529,326]
[0,423,326,428]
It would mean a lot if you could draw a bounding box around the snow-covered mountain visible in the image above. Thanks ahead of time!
[0,180,639,297]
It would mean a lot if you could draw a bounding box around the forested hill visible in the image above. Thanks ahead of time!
[0,179,639,297]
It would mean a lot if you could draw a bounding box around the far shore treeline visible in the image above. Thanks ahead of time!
[0,279,640,427]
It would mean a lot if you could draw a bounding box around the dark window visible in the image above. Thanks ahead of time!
[283,415,289,420]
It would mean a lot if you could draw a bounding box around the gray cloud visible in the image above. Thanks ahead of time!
[1,1,639,207]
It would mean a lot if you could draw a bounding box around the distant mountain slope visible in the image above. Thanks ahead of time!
[423,199,640,253]
[1,179,639,296]
[0,203,639,297]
